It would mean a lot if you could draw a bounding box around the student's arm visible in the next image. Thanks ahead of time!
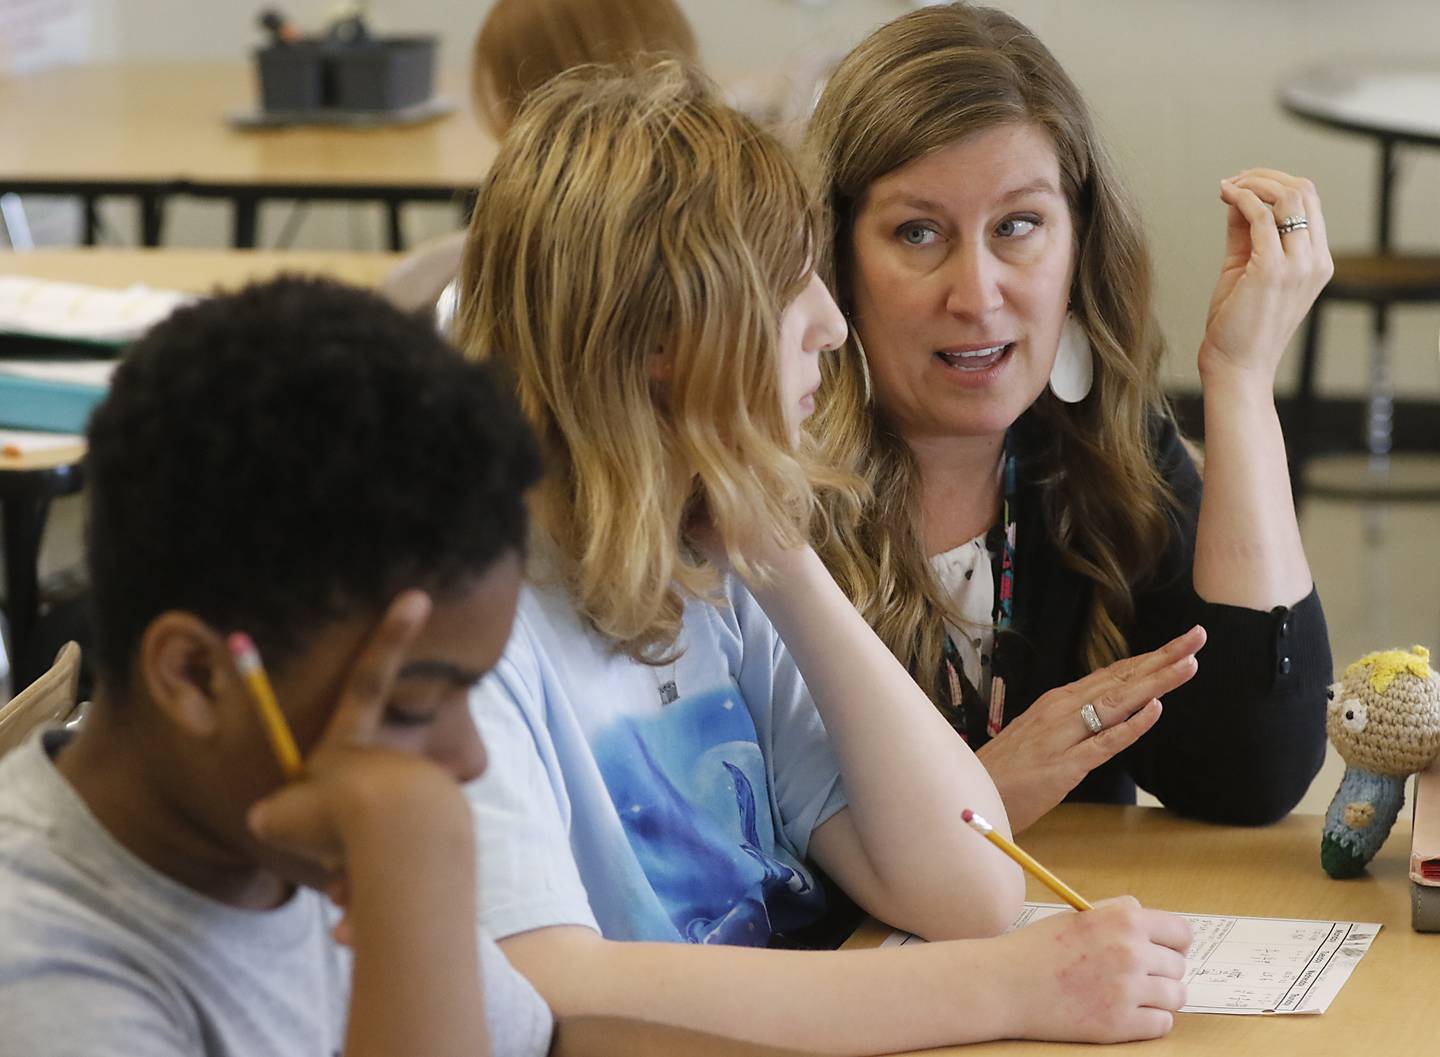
[503,898,1190,1056]
[740,545,1018,939]
[249,594,489,1057]
[549,1016,820,1057]
[1192,169,1330,609]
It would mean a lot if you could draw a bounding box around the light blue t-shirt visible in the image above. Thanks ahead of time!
[466,572,849,947]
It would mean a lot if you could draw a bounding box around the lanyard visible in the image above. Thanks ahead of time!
[941,444,1017,743]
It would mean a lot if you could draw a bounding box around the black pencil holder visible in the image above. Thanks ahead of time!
[254,35,436,114]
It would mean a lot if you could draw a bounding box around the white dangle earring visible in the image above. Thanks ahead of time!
[1049,312,1094,403]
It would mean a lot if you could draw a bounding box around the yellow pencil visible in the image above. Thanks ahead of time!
[962,808,1093,912]
[228,631,303,780]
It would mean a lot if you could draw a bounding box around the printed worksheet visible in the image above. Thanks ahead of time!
[880,903,1381,1015]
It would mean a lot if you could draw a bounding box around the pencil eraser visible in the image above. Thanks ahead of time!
[961,808,974,823]
[226,633,260,665]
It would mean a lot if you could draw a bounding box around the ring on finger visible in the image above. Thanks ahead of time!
[1276,214,1309,236]
[1080,701,1104,735]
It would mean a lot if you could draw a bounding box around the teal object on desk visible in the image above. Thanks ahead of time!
[0,371,107,433]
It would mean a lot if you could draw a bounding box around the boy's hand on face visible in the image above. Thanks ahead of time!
[245,591,475,919]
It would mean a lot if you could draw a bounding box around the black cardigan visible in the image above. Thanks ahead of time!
[968,413,1330,825]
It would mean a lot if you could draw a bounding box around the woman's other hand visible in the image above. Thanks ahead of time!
[976,626,1205,832]
[1200,169,1333,385]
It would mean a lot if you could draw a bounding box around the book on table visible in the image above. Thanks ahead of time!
[0,277,187,433]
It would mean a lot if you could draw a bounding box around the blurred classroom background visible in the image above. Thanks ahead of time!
[5,0,1440,812]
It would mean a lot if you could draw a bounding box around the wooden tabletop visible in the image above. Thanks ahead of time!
[0,62,496,190]
[0,248,402,296]
[848,804,1434,1056]
[0,440,87,473]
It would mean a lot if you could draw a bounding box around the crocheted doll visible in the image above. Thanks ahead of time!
[1322,646,1440,879]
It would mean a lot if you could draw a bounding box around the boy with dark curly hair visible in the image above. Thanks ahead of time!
[0,277,551,1057]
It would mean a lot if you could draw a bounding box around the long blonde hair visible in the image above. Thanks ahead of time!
[807,2,1175,702]
[457,62,843,663]
[471,0,697,136]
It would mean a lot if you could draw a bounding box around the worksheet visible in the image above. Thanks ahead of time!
[880,903,1381,1015]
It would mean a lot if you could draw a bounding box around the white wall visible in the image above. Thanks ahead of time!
[58,0,1440,396]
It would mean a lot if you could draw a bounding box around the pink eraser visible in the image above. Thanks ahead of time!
[961,808,974,823]
[227,631,255,658]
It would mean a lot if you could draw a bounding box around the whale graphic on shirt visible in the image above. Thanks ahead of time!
[591,684,822,946]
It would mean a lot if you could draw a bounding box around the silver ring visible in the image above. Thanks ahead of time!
[1080,702,1104,735]
[1276,214,1309,236]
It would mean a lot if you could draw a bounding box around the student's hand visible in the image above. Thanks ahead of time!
[976,626,1204,832]
[683,499,810,587]
[989,897,1191,1043]
[1199,169,1333,388]
[245,591,473,924]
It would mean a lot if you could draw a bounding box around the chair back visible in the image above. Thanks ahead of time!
[0,641,81,756]
[378,231,465,315]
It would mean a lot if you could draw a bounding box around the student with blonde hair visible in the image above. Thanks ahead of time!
[385,0,699,325]
[806,1,1332,834]
[455,61,1200,1053]
[471,0,697,137]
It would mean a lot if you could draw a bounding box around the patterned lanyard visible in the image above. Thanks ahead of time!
[942,444,1017,742]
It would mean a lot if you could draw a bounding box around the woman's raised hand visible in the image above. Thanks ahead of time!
[975,626,1205,832]
[1200,168,1334,385]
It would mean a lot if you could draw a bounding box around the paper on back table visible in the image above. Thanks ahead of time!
[0,277,191,344]
[881,903,1380,1015]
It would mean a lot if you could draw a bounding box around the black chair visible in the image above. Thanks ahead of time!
[1288,252,1440,501]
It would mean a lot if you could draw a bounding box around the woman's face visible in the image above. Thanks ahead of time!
[777,271,847,444]
[849,122,1076,446]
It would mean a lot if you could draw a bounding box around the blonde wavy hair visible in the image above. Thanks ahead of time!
[456,61,847,663]
[807,2,1176,705]
[471,0,697,136]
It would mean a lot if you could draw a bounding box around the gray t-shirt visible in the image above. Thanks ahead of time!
[0,732,552,1057]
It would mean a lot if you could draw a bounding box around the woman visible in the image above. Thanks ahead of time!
[808,1,1332,833]
[454,61,1197,1052]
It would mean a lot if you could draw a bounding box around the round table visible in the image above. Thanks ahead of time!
[1277,60,1440,499]
[1281,61,1440,249]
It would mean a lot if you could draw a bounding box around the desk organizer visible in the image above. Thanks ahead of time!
[255,36,436,117]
